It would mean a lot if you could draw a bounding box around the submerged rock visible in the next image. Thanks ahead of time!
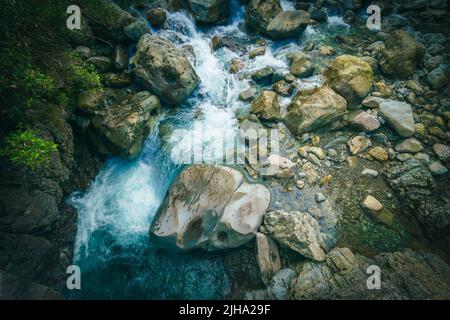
[379,30,425,79]
[150,165,271,251]
[259,154,295,178]
[328,55,374,108]
[266,10,310,39]
[261,210,327,261]
[283,86,347,135]
[131,35,200,105]
[379,100,415,137]
[89,91,160,158]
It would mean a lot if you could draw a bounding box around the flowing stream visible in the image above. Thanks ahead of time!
[68,1,355,299]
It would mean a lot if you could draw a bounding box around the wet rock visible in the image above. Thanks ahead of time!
[379,100,415,137]
[102,72,132,88]
[328,55,374,108]
[289,247,450,299]
[251,66,275,84]
[0,270,62,299]
[266,268,296,300]
[113,46,128,71]
[362,195,383,215]
[249,47,266,59]
[260,154,295,178]
[131,35,200,105]
[283,86,347,135]
[433,143,450,162]
[427,64,449,90]
[150,165,271,251]
[348,111,380,132]
[89,91,160,158]
[255,233,281,285]
[288,53,314,78]
[239,87,258,102]
[428,161,448,176]
[146,8,167,28]
[211,35,224,51]
[310,8,327,23]
[272,80,292,96]
[86,56,112,73]
[379,30,425,79]
[261,210,326,261]
[395,138,423,153]
[124,19,149,41]
[315,193,326,203]
[245,0,282,33]
[347,135,371,155]
[368,146,389,161]
[187,0,230,24]
[229,58,245,73]
[250,90,280,120]
[266,10,310,39]
[77,89,104,115]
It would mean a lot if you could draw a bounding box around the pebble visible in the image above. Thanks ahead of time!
[361,168,379,177]
[296,180,305,189]
[362,195,383,214]
[428,161,448,176]
[315,193,326,203]
[433,143,450,162]
[394,138,423,153]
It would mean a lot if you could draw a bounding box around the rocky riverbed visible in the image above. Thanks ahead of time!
[0,0,449,300]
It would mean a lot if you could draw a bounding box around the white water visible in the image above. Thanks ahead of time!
[69,2,350,299]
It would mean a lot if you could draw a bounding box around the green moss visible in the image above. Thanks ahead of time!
[0,128,58,170]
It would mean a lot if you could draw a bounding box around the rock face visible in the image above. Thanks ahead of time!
[149,165,271,251]
[379,100,415,137]
[187,0,230,24]
[379,30,425,79]
[131,35,200,105]
[250,90,280,121]
[289,247,450,299]
[266,10,310,39]
[245,0,282,33]
[328,55,373,108]
[261,210,327,261]
[89,91,160,158]
[283,86,347,135]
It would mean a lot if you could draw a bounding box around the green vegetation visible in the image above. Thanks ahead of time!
[0,128,58,170]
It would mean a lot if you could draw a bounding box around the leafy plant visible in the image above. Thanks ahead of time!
[1,128,58,170]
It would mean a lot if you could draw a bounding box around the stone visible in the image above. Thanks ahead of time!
[428,161,448,176]
[348,111,380,132]
[113,46,128,71]
[362,195,383,214]
[266,268,296,300]
[146,8,167,28]
[302,163,319,184]
[289,54,314,78]
[187,0,230,24]
[77,89,104,115]
[310,8,328,23]
[124,19,149,41]
[150,165,271,251]
[211,35,224,51]
[260,154,295,178]
[86,56,112,73]
[239,87,258,102]
[328,55,374,108]
[379,30,426,79]
[266,10,310,39]
[433,144,450,162]
[272,80,292,96]
[315,193,326,203]
[89,91,160,158]
[379,100,415,137]
[368,146,389,161]
[361,168,379,177]
[251,90,280,120]
[362,96,383,108]
[249,47,266,59]
[255,233,281,285]
[347,135,371,155]
[75,46,91,58]
[427,64,449,90]
[245,0,282,33]
[296,180,305,189]
[262,210,326,261]
[0,270,62,299]
[395,138,423,153]
[229,58,245,73]
[131,35,200,105]
[102,72,132,88]
[283,86,347,135]
[251,66,275,83]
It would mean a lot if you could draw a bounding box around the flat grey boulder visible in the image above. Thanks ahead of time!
[379,100,415,137]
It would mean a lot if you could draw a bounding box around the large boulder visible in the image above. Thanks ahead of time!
[89,91,161,158]
[328,55,374,108]
[245,0,282,33]
[149,165,271,251]
[187,0,230,24]
[379,30,425,79]
[379,99,415,137]
[266,10,310,39]
[250,90,280,121]
[289,247,450,299]
[261,210,327,261]
[283,86,347,135]
[131,35,200,105]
